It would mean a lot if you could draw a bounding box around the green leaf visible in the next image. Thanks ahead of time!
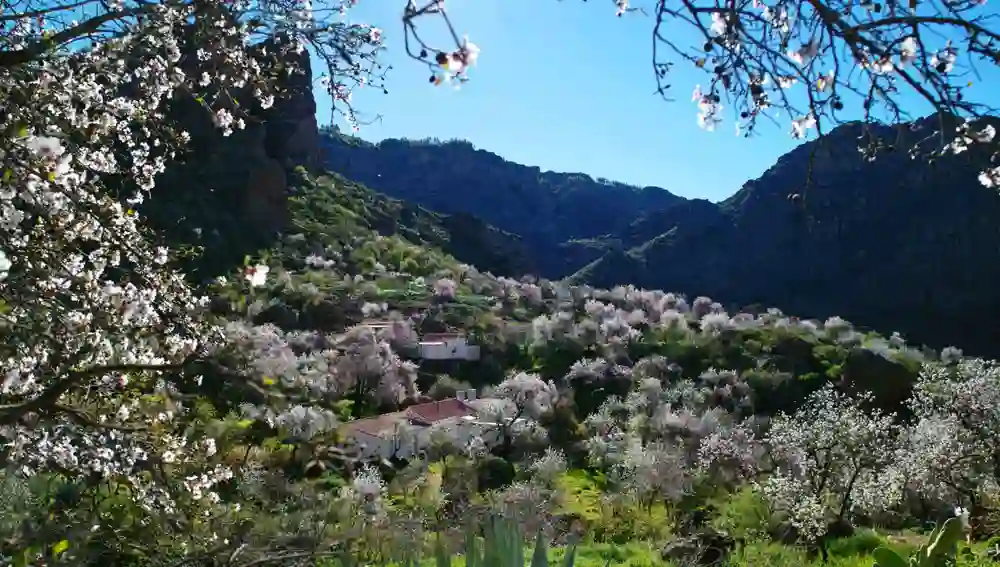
[530,529,549,567]
[872,547,908,567]
[926,517,964,560]
[434,532,451,567]
[52,540,69,556]
[464,520,479,567]
[3,169,12,182]
[561,546,577,567]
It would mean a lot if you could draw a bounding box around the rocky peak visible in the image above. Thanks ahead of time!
[144,35,321,277]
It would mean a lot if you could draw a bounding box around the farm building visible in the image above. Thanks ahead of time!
[419,333,481,361]
[339,393,499,460]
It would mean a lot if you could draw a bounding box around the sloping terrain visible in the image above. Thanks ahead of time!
[288,171,532,278]
[321,132,682,277]
[320,118,1000,356]
[572,118,1000,356]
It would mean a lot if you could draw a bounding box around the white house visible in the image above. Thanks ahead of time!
[359,320,395,332]
[339,411,414,461]
[419,333,481,361]
[339,394,499,461]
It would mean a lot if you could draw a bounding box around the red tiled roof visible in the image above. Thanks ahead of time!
[405,398,476,424]
[341,398,477,439]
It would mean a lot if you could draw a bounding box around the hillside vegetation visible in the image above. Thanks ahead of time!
[289,171,531,278]
[321,118,1000,357]
[8,160,998,566]
[321,132,682,278]
[8,0,1000,565]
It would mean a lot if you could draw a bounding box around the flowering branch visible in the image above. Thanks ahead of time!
[0,4,157,68]
[0,362,185,424]
[402,0,480,86]
[582,0,1000,186]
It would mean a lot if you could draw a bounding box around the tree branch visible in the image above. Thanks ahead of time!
[0,4,153,68]
[0,362,184,424]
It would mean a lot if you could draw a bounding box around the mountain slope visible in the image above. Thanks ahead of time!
[286,171,533,278]
[572,117,1000,356]
[320,117,1000,357]
[320,132,682,277]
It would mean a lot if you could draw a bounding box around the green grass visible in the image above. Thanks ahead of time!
[728,540,994,567]
[554,543,665,567]
[365,542,668,567]
[353,537,995,567]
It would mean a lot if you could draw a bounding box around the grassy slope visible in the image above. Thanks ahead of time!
[288,170,532,278]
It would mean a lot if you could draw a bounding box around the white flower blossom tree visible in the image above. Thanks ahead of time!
[0,0,465,562]
[892,359,1000,526]
[478,371,558,459]
[759,385,898,559]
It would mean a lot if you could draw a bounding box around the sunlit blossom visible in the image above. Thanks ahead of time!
[899,36,918,67]
[24,135,65,159]
[789,38,819,66]
[0,249,10,281]
[791,114,816,138]
[244,264,270,287]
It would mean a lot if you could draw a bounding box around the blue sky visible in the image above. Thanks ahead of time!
[313,0,999,202]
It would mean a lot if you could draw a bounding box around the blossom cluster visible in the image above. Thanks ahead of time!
[0,0,393,526]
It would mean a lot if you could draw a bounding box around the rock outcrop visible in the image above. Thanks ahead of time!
[144,36,321,277]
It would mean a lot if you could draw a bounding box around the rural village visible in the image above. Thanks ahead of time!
[336,320,515,462]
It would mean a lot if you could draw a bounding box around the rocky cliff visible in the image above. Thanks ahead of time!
[134,35,321,278]
[144,40,531,279]
[571,117,1000,355]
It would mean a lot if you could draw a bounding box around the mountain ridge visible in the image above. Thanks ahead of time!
[320,132,684,277]
[320,117,1000,357]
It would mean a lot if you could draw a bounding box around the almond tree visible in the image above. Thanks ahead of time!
[0,0,452,562]
[480,371,557,459]
[892,358,1000,525]
[760,385,898,559]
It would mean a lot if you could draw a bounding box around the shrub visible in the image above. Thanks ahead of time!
[477,456,517,492]
[711,487,775,544]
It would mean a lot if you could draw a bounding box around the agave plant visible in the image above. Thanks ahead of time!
[451,516,578,567]
[324,516,578,567]
[873,517,964,567]
[392,516,578,567]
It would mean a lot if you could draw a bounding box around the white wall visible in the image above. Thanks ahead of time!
[343,406,507,462]
[419,338,481,361]
[343,430,395,461]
